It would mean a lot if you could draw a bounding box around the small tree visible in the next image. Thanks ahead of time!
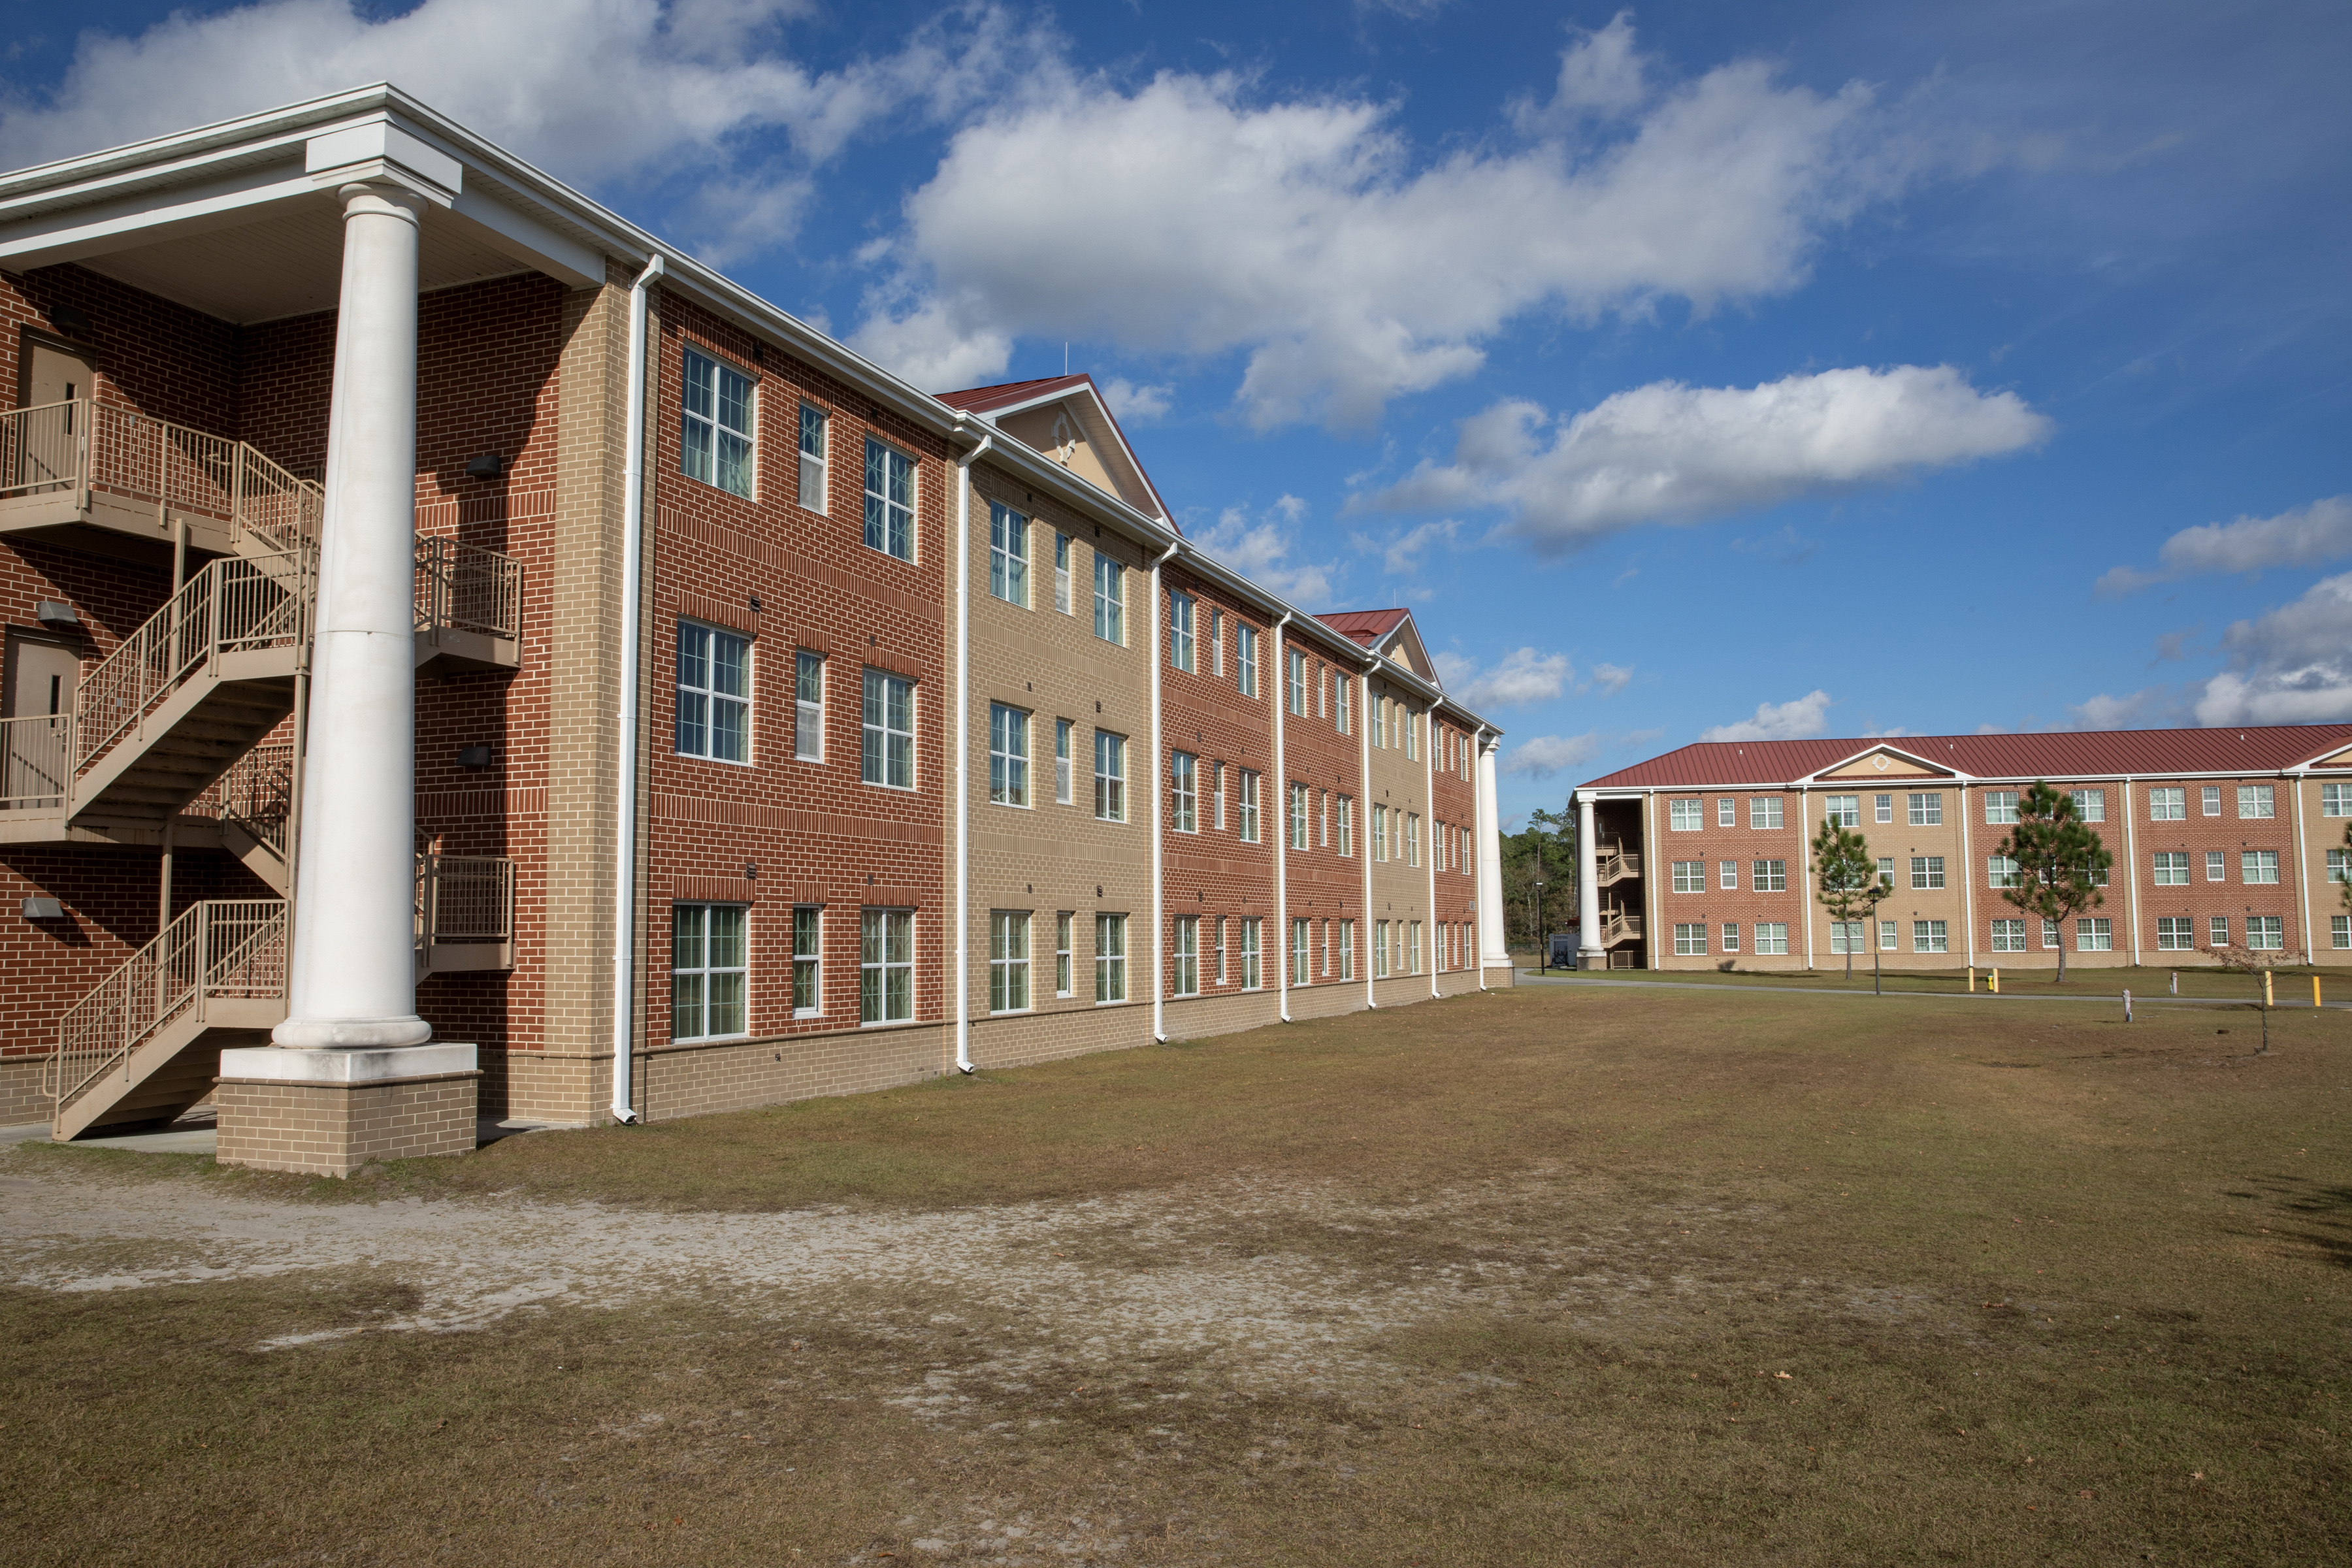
[1810,817,1888,983]
[2208,943,2275,1055]
[1993,781,2115,983]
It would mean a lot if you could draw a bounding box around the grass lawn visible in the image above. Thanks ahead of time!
[7,985,2349,1565]
[1513,952,2346,1005]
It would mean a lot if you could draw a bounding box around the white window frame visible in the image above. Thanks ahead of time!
[1722,922,1740,954]
[2072,789,2106,823]
[1671,860,1704,894]
[1288,649,1307,716]
[2245,915,2283,952]
[1290,782,1309,850]
[1094,730,1128,823]
[1055,718,1073,805]
[2210,915,2230,947]
[1236,623,1258,698]
[2239,784,2276,820]
[1096,913,1128,1003]
[2150,787,2185,821]
[862,436,917,562]
[1912,919,1950,954]
[1754,858,1788,893]
[1987,855,2020,889]
[1171,750,1198,833]
[1717,798,1737,827]
[792,905,822,1017]
[989,501,1030,608]
[1673,923,1708,957]
[2332,913,2350,950]
[1826,795,1859,828]
[1754,922,1789,956]
[988,702,1030,808]
[1874,794,1894,824]
[1173,915,1200,997]
[1371,803,1387,861]
[1750,796,1784,830]
[672,902,749,1041]
[2202,785,2223,817]
[1169,589,1195,672]
[1989,918,2027,953]
[681,345,754,499]
[2322,782,2351,817]
[1337,794,1354,857]
[2156,916,2195,952]
[797,401,826,512]
[1910,855,1945,891]
[1093,553,1126,644]
[2151,851,2189,887]
[1055,912,1074,996]
[1240,918,1262,990]
[861,668,915,790]
[1338,921,1354,979]
[1907,792,1943,827]
[2242,849,2279,885]
[1879,919,1899,951]
[676,620,751,765]
[860,908,915,1024]
[989,911,1032,1013]
[1054,533,1072,614]
[1334,673,1349,734]
[1984,791,2018,825]
[794,650,824,762]
[2206,850,2227,882]
[1720,860,1738,890]
[1405,812,1420,867]
[2076,917,2113,953]
[1292,917,1311,987]
[1669,799,1703,832]
[1237,769,1262,843]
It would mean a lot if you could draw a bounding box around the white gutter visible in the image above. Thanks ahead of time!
[1271,611,1294,1021]
[951,420,993,1073]
[1473,726,1490,991]
[1362,658,1379,1008]
[1958,782,1974,973]
[609,250,664,1126]
[2123,778,2142,966]
[1149,538,1181,1041]
[1425,697,1439,998]
[2292,770,2314,964]
[1801,786,1817,972]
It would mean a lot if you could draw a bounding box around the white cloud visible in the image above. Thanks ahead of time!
[1587,661,1633,696]
[1359,365,2050,552]
[1097,377,1173,423]
[853,18,1908,427]
[2065,687,2183,730]
[1192,495,1339,606]
[2191,572,2352,726]
[1501,732,1605,779]
[2095,495,2352,597]
[1699,689,1833,743]
[1369,518,1461,576]
[0,0,1037,255]
[1433,647,1572,709]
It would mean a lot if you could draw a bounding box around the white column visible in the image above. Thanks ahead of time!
[1577,790,1603,968]
[275,183,429,1051]
[1475,736,1508,971]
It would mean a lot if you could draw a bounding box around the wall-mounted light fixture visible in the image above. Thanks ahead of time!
[465,453,507,480]
[35,600,79,629]
[743,862,758,881]
[48,305,91,337]
[457,745,494,770]
[22,896,64,921]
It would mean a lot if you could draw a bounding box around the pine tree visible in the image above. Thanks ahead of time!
[1810,816,1887,983]
[1993,781,2114,983]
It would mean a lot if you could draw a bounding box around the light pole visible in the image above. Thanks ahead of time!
[1533,866,1549,975]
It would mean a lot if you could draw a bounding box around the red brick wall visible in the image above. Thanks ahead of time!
[1276,627,1365,987]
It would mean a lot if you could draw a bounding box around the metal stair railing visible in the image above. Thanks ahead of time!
[416,853,515,955]
[73,548,314,771]
[0,711,71,812]
[191,743,295,857]
[0,399,322,551]
[43,900,287,1121]
[413,536,521,642]
[0,398,81,501]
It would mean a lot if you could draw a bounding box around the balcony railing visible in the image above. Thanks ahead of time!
[0,398,321,551]
[190,743,295,857]
[414,535,521,642]
[1593,843,1642,887]
[417,853,515,969]
[1599,906,1644,945]
[0,713,71,811]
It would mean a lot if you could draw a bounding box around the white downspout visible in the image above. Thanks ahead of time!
[1149,538,1181,1041]
[1271,612,1294,1021]
[1425,702,1439,999]
[1957,781,1973,974]
[1473,725,1490,990]
[1362,659,1379,1009]
[2123,777,2143,966]
[2291,770,2313,964]
[610,251,664,1126]
[951,422,993,1073]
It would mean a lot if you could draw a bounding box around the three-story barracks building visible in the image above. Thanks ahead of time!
[1571,728,2352,972]
[0,86,1511,1171]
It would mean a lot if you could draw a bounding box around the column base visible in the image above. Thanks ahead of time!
[1578,951,1608,970]
[215,1044,478,1177]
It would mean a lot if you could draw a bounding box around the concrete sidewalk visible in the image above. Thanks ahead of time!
[1512,970,2344,1010]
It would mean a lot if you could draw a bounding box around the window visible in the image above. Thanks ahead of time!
[1408,921,1423,974]
[860,909,915,1023]
[2202,785,2223,817]
[2247,917,2286,951]
[1290,783,1309,849]
[1239,919,1262,990]
[1754,858,1788,892]
[1989,919,2027,953]
[789,905,823,1017]
[2238,784,2276,819]
[1880,919,1899,951]
[2334,915,2350,950]
[2151,851,2189,885]
[2043,919,2061,949]
[1236,624,1258,697]
[676,622,750,764]
[1169,589,1195,671]
[1717,798,1737,827]
[1337,795,1354,857]
[797,402,827,511]
[1211,611,1224,676]
[1371,804,1388,861]
[989,912,1031,1013]
[1213,763,1226,830]
[1288,649,1308,716]
[2323,782,2351,817]
[1056,912,1073,996]
[1670,799,1703,831]
[1720,860,1739,890]
[1238,770,1261,843]
[1292,919,1311,987]
[2149,787,2185,821]
[2242,849,2279,884]
[2157,917,2195,951]
[1912,919,1949,954]
[1054,534,1072,614]
[861,670,915,789]
[1213,917,1227,983]
[1173,915,1200,997]
[1168,751,1198,832]
[1984,791,2018,825]
[988,502,1029,607]
[681,346,753,498]
[1674,923,1708,956]
[2076,917,2112,952]
[1877,857,1895,887]
[672,903,747,1040]
[1829,921,1867,954]
[1092,553,1126,644]
[1750,797,1784,830]
[863,436,915,561]
[1907,792,1943,827]
[2329,847,2352,885]
[2072,789,2106,823]
[1055,719,1073,805]
[1910,856,1945,890]
[1405,709,1419,760]
[1373,921,1391,977]
[1754,923,1789,956]
[2210,915,2230,947]
[794,651,824,761]
[1334,673,1350,734]
[1095,914,1128,1002]
[1874,794,1893,824]
[1722,922,1742,953]
[1987,855,2020,889]
[1339,921,1355,979]
[1826,795,1859,828]
[988,703,1030,807]
[1324,794,1333,849]
[2205,850,2227,882]
[1405,812,1421,867]
[1094,731,1128,821]
[1671,860,1705,893]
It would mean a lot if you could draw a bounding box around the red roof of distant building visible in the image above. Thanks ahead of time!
[1580,724,2352,789]
[1315,608,1412,646]
[936,374,1094,414]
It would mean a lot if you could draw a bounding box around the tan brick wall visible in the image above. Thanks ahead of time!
[630,1023,944,1122]
[0,1058,49,1128]
[215,1071,478,1177]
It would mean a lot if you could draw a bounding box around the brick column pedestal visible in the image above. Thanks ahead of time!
[216,1044,478,1177]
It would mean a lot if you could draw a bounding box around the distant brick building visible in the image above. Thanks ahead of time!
[0,86,1510,1163]
[1572,728,2352,972]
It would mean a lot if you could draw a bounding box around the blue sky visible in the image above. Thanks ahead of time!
[5,1,2348,825]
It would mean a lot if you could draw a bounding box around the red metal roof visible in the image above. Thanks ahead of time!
[1580,723,2352,789]
[935,374,1094,413]
[1315,608,1412,646]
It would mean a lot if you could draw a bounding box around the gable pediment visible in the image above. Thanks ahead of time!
[1818,746,1955,782]
[2309,745,2352,770]
[1382,618,1434,682]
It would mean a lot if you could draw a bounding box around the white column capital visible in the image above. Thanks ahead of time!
[335,180,429,225]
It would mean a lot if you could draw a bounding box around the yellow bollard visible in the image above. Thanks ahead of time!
[1990,967,2000,995]
[2263,969,2274,1007]
[1968,966,1976,992]
[2316,975,2325,1009]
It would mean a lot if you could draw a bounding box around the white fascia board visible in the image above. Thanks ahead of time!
[445,186,601,288]
[0,157,319,268]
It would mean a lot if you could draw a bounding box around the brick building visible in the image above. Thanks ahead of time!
[1571,728,2352,972]
[0,87,1510,1168]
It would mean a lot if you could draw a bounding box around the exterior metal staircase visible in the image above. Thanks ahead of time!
[1592,841,1642,887]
